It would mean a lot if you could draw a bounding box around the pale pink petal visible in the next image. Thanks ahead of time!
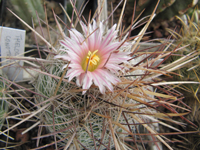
[61,37,79,51]
[94,69,114,92]
[60,40,76,52]
[80,21,88,35]
[66,69,84,81]
[67,51,82,64]
[69,63,83,69]
[76,73,85,87]
[80,41,89,55]
[55,20,130,94]
[94,22,103,50]
[99,69,120,85]
[105,64,122,73]
[55,50,81,65]
[70,29,85,42]
[107,52,131,63]
[92,19,97,31]
[88,24,95,51]
[60,40,85,58]
[97,58,107,68]
[82,72,93,94]
[69,30,89,56]
[62,64,69,70]
[89,71,105,93]
[99,24,117,50]
[100,42,121,55]
[92,20,98,47]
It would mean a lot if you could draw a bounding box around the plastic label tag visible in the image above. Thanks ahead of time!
[0,26,26,81]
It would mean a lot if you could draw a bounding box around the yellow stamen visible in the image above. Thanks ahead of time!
[87,50,100,66]
[82,50,100,72]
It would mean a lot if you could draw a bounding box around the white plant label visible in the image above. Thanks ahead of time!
[0,26,26,81]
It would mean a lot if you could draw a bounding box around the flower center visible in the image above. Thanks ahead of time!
[82,50,100,72]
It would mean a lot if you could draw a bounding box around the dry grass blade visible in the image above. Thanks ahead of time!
[53,9,65,39]
[7,8,57,52]
[152,81,200,86]
[0,103,50,136]
[32,125,74,140]
[64,132,76,150]
[0,131,14,140]
[139,89,177,100]
[0,56,53,64]
[22,121,41,135]
[108,118,120,150]
[131,0,160,52]
[112,121,133,135]
[116,0,127,31]
[128,113,173,150]
[59,3,75,28]
[30,67,74,84]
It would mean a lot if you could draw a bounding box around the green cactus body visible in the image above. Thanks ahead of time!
[154,0,198,21]
[9,0,45,26]
[127,0,198,23]
[0,75,8,130]
[167,11,200,93]
[156,0,176,13]
[130,0,175,18]
[33,52,162,149]
[33,61,125,149]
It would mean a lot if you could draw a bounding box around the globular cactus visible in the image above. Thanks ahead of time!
[108,0,199,39]
[33,57,161,149]
[153,0,199,22]
[33,62,136,149]
[9,0,45,26]
[127,0,199,22]
[166,10,200,94]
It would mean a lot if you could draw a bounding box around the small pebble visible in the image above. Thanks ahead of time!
[16,129,29,143]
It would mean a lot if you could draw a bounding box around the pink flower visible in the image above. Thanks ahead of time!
[55,20,130,94]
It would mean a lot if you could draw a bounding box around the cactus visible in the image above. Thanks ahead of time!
[30,18,192,150]
[154,0,199,21]
[0,75,8,131]
[33,59,154,149]
[9,0,45,26]
[0,74,12,148]
[126,0,198,23]
[163,10,200,149]
[166,10,200,95]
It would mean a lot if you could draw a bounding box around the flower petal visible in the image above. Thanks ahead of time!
[100,42,121,55]
[89,71,105,94]
[80,21,88,35]
[93,69,114,92]
[99,24,118,50]
[76,73,85,87]
[55,20,130,94]
[66,69,84,81]
[82,72,93,94]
